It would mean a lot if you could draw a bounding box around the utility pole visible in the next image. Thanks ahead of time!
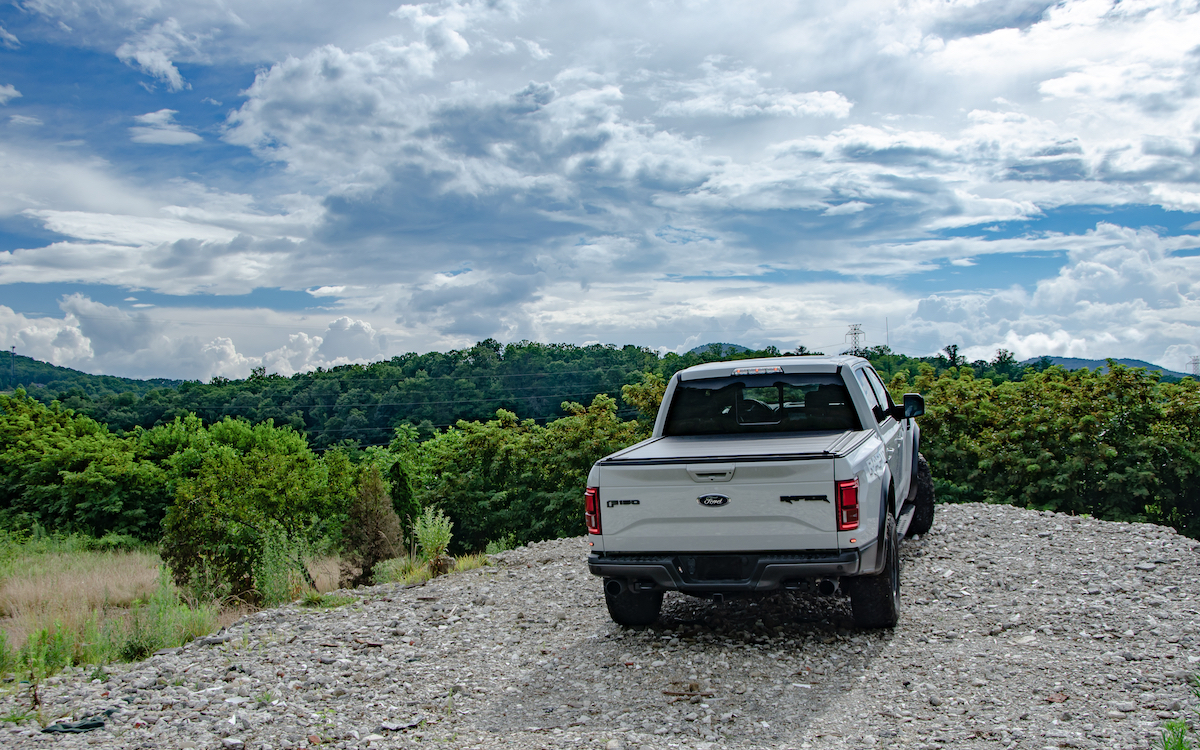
[9,346,13,387]
[845,324,865,354]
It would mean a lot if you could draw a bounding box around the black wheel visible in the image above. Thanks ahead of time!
[906,453,935,538]
[849,513,900,629]
[604,581,663,627]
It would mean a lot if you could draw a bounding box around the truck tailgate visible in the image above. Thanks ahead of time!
[597,433,865,553]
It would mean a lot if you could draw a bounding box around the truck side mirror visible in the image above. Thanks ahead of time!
[902,393,925,419]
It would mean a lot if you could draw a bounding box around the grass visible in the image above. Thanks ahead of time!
[374,551,489,586]
[0,531,222,684]
[300,591,356,609]
[0,525,489,689]
[1159,676,1199,750]
[0,533,161,648]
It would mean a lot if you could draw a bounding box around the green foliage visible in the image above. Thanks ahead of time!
[343,463,403,586]
[159,418,351,601]
[416,394,643,553]
[300,592,355,609]
[484,533,517,554]
[413,507,453,562]
[1160,719,1193,750]
[373,555,429,585]
[901,362,1200,536]
[0,570,219,680]
[0,391,171,539]
[621,371,666,427]
[253,521,313,607]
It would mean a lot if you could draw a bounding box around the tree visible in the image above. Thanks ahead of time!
[342,463,402,586]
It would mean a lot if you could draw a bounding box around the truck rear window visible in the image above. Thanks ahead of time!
[663,373,862,436]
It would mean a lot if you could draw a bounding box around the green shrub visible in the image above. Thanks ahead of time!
[115,570,218,661]
[414,507,453,562]
[253,522,311,607]
[342,463,402,587]
[484,533,517,554]
[0,630,12,677]
[160,422,354,602]
[415,394,641,552]
[898,363,1200,537]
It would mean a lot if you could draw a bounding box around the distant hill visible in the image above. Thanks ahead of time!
[1021,356,1190,380]
[687,342,751,355]
[0,353,182,396]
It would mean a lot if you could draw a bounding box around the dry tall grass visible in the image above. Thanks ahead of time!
[0,549,161,649]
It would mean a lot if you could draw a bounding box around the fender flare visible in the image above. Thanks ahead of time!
[905,425,922,504]
[859,467,893,576]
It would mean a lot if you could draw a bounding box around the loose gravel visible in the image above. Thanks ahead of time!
[3,503,1199,750]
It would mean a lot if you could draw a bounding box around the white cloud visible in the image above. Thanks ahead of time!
[116,18,203,91]
[0,24,18,49]
[656,59,853,118]
[0,85,20,105]
[898,225,1200,369]
[129,109,202,144]
[3,0,1200,376]
[9,115,43,126]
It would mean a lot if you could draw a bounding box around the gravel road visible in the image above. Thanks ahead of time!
[4,502,1199,750]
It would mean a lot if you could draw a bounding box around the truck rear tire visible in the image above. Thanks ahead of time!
[906,453,935,537]
[604,582,663,627]
[849,514,900,629]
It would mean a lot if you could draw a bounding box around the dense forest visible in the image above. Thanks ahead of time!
[4,340,1048,449]
[3,341,1198,602]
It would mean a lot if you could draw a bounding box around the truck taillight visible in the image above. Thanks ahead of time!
[585,487,601,535]
[836,478,859,531]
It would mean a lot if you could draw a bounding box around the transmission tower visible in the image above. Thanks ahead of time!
[845,324,865,354]
[1190,355,1199,378]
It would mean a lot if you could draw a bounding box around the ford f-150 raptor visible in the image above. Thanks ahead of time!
[584,355,934,629]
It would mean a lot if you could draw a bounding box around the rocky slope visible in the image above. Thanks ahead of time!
[3,503,1199,750]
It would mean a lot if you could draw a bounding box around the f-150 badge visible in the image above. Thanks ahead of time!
[698,493,730,507]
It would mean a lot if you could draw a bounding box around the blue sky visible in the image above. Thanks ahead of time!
[2,0,1200,379]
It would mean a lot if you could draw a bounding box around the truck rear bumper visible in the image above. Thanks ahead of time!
[588,550,861,594]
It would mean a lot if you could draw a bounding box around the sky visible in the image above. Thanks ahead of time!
[1,0,1200,380]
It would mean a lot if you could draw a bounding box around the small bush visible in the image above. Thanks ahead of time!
[20,623,76,679]
[254,522,312,607]
[116,569,219,661]
[1160,719,1193,750]
[0,631,12,676]
[484,533,516,555]
[342,464,402,587]
[181,558,234,607]
[451,553,489,573]
[299,592,355,609]
[412,508,451,561]
[374,555,433,585]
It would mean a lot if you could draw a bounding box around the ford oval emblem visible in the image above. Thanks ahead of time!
[698,493,729,507]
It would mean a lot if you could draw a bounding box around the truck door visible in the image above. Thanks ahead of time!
[855,367,904,500]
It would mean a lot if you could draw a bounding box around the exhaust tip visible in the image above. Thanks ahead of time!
[817,578,839,596]
[604,579,624,597]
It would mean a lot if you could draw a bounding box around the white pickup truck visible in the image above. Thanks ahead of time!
[585,355,934,629]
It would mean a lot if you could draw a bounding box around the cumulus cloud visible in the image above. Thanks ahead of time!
[897,224,1200,367]
[0,84,20,105]
[3,0,1200,376]
[129,109,202,144]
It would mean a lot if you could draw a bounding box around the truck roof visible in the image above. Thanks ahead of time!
[675,355,866,381]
